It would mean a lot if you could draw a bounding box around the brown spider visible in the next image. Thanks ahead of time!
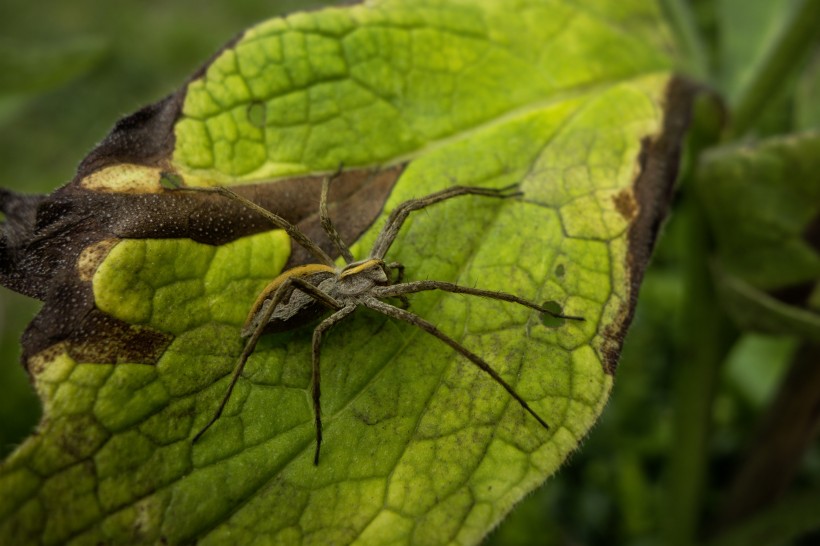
[172,174,582,464]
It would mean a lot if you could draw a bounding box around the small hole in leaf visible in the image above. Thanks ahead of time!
[540,300,566,328]
[160,172,184,189]
[248,101,266,128]
[554,263,565,278]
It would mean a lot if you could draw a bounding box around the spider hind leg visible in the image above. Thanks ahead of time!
[361,296,551,432]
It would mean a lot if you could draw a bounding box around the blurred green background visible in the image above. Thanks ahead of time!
[1,1,818,545]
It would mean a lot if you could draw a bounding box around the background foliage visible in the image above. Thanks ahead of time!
[0,0,818,544]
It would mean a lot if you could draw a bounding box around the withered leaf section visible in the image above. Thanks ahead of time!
[0,86,403,372]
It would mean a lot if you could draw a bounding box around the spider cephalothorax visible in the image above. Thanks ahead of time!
[172,174,582,464]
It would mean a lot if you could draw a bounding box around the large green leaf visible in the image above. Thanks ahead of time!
[697,132,820,339]
[0,1,689,544]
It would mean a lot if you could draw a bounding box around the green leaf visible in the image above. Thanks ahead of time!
[0,1,688,544]
[723,334,795,408]
[697,132,820,338]
[699,133,820,289]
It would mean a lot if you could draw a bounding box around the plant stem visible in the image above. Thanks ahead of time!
[717,342,820,529]
[660,0,710,79]
[728,0,820,138]
[660,195,737,546]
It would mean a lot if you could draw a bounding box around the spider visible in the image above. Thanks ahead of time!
[171,173,582,465]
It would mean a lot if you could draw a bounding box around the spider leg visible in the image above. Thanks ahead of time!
[360,296,550,431]
[310,304,357,465]
[288,276,345,311]
[373,281,583,320]
[193,278,294,443]
[168,182,335,266]
[386,261,405,283]
[194,277,342,444]
[320,174,355,263]
[370,184,521,259]
[384,262,409,308]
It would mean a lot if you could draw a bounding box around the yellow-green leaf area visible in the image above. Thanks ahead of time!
[93,230,290,334]
[173,0,669,181]
[93,364,170,432]
[192,74,655,545]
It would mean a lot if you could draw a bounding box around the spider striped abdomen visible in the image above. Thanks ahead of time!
[241,264,336,337]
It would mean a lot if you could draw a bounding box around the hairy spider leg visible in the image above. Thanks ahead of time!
[171,183,335,266]
[361,296,551,430]
[193,275,342,444]
[386,262,405,283]
[319,176,355,263]
[374,281,584,321]
[385,262,409,308]
[370,184,522,259]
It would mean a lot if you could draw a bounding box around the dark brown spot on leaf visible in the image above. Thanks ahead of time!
[26,342,70,377]
[612,189,637,220]
[20,274,172,371]
[77,239,118,281]
[284,165,406,267]
[77,92,183,177]
[62,309,173,366]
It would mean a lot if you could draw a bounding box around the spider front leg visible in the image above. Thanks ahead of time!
[371,184,521,259]
[320,172,354,263]
[165,180,335,266]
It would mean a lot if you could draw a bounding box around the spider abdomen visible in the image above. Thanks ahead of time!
[241,264,335,336]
